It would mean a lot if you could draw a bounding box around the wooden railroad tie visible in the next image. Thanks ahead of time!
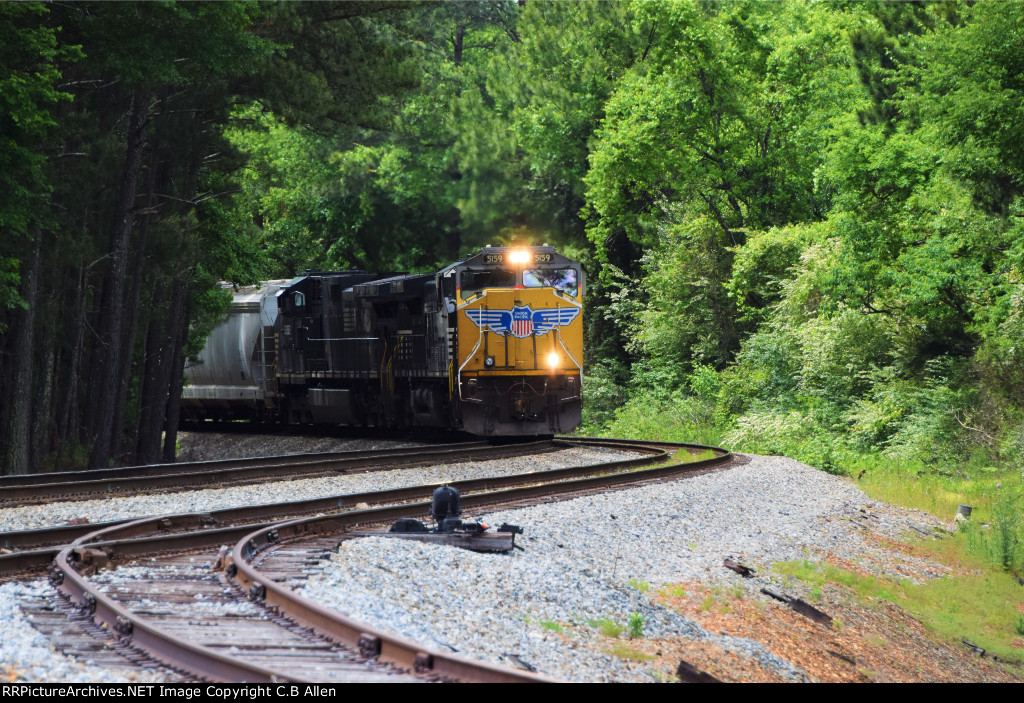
[760,587,834,628]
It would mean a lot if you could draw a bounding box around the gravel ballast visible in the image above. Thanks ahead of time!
[297,455,945,682]
[0,580,169,683]
[0,446,638,533]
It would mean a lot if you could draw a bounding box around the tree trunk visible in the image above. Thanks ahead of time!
[134,280,169,465]
[31,340,56,471]
[59,258,88,467]
[1,234,42,475]
[88,86,151,470]
[111,141,161,461]
[161,276,189,464]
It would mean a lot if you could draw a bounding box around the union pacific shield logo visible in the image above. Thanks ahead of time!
[510,306,533,338]
[466,305,580,339]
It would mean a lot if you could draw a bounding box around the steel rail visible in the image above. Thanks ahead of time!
[0,439,670,576]
[48,440,732,682]
[0,441,488,488]
[53,519,296,683]
[225,444,733,683]
[0,440,556,506]
[229,517,556,683]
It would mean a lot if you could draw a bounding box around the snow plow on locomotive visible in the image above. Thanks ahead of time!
[181,246,584,436]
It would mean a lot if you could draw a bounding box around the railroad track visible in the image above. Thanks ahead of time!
[0,440,561,507]
[6,438,735,682]
[0,438,666,578]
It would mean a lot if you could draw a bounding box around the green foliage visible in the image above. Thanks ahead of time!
[6,0,1024,486]
[0,2,77,327]
[582,390,723,447]
[603,643,655,662]
[627,611,645,639]
[580,362,627,430]
[539,620,564,635]
[225,96,467,278]
[626,578,650,593]
[586,617,624,639]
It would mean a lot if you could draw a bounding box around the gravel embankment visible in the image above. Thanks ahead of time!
[297,455,945,682]
[0,447,638,533]
[0,580,168,682]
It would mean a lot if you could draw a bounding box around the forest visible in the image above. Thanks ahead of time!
[1,0,1022,531]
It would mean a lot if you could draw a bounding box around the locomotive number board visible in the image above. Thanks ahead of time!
[484,252,553,264]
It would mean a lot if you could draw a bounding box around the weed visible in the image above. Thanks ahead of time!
[628,612,646,639]
[627,578,651,593]
[604,643,656,662]
[865,634,888,648]
[775,559,1024,663]
[661,584,688,598]
[539,620,564,635]
[857,459,1024,576]
[1016,614,1024,637]
[700,594,715,612]
[586,617,624,639]
[809,586,823,601]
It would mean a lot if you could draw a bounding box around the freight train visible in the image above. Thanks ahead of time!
[181,245,584,436]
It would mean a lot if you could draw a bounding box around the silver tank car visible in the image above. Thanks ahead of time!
[181,280,287,420]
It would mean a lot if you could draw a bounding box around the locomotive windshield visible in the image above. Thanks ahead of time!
[460,268,515,296]
[523,268,579,297]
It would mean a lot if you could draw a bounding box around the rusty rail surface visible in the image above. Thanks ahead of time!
[0,440,556,506]
[44,439,732,683]
[0,437,663,573]
[0,438,666,576]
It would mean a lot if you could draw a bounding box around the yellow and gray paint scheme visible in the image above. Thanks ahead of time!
[447,245,584,435]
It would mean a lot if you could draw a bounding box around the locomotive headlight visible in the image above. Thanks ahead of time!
[484,355,496,368]
[508,249,530,264]
[547,352,559,369]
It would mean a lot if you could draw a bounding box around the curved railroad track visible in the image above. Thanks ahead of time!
[6,438,736,683]
[0,438,664,578]
[0,440,561,507]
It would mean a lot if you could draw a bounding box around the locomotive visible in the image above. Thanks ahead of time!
[181,245,584,436]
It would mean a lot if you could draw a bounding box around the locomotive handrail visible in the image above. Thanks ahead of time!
[456,290,489,400]
[553,299,583,383]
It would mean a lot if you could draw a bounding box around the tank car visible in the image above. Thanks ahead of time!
[181,245,584,436]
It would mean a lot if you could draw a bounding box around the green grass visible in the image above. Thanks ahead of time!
[852,455,1024,576]
[775,559,1024,663]
[539,620,564,634]
[604,643,656,662]
[675,448,718,463]
[586,617,624,639]
[627,578,651,593]
[660,584,688,598]
[582,390,1024,663]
